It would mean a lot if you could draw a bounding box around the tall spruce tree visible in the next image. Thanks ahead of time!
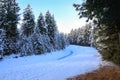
[32,13,45,54]
[0,0,20,55]
[37,13,46,35]
[20,4,35,56]
[33,12,51,54]
[2,0,20,40]
[45,11,57,46]
[74,0,120,64]
[22,4,35,37]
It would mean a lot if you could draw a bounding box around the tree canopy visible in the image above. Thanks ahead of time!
[73,0,120,30]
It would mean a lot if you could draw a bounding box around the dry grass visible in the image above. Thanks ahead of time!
[67,66,120,80]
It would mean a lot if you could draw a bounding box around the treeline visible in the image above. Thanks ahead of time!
[67,23,93,46]
[0,0,68,59]
[74,0,120,65]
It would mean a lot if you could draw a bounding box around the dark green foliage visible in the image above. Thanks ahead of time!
[37,13,46,35]
[4,38,17,55]
[45,11,53,37]
[74,0,120,64]
[93,20,120,65]
[45,11,58,45]
[0,0,20,55]
[73,0,120,29]
[22,4,35,37]
[112,46,120,65]
[2,0,20,39]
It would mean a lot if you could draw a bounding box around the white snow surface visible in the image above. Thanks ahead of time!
[0,45,102,80]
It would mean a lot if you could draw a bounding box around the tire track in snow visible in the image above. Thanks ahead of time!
[57,51,73,60]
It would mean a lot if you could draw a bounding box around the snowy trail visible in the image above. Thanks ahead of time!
[0,45,102,80]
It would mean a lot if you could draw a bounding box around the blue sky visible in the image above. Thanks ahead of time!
[17,0,87,33]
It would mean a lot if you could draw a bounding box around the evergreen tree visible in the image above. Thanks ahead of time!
[22,4,35,37]
[0,0,20,55]
[37,13,46,35]
[35,12,53,54]
[45,11,57,46]
[2,0,20,40]
[20,4,35,56]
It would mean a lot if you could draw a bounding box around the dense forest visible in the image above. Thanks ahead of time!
[67,23,93,46]
[0,0,68,59]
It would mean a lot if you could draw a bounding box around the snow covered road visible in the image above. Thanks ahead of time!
[0,45,102,80]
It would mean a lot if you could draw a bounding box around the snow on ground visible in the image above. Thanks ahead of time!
[0,45,102,80]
